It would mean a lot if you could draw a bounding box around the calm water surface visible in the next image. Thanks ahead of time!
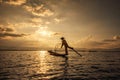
[0,51,120,80]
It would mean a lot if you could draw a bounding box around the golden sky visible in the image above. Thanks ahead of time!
[0,0,120,49]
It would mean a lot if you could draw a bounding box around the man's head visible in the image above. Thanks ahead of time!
[60,37,64,40]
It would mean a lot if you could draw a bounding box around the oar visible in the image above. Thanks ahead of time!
[72,48,82,57]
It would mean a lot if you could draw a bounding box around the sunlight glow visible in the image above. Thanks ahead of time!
[36,26,53,37]
[40,30,51,37]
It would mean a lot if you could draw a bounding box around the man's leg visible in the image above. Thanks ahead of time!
[68,46,73,49]
[65,47,68,55]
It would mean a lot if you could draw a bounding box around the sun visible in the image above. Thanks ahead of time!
[36,27,53,37]
[40,30,49,36]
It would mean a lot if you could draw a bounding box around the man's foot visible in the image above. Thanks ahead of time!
[72,48,73,49]
[65,53,68,55]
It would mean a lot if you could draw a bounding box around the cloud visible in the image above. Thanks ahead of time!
[22,0,57,18]
[0,4,53,40]
[23,4,53,17]
[80,35,93,42]
[0,27,27,39]
[54,18,63,23]
[0,3,34,25]
[103,39,116,42]
[0,26,14,32]
[74,35,96,48]
[101,35,120,49]
[34,26,62,38]
[0,0,58,36]
[0,33,26,38]
[53,32,62,36]
[74,35,120,49]
[113,35,120,40]
[0,0,69,32]
[103,35,120,42]
[0,0,26,5]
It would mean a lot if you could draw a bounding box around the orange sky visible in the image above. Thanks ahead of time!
[0,0,120,49]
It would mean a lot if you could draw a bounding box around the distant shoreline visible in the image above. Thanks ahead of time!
[0,49,120,52]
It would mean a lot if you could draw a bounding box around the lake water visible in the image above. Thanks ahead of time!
[0,51,120,80]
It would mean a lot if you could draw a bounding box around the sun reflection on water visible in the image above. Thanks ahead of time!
[36,51,62,79]
[38,51,48,74]
[39,51,47,57]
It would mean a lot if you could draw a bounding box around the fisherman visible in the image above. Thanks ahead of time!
[60,37,73,55]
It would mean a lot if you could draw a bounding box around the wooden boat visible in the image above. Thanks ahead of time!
[48,50,67,57]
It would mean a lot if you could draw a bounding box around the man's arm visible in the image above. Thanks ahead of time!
[61,43,63,48]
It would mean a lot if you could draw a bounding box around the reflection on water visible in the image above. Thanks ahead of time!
[39,51,49,74]
[0,51,120,80]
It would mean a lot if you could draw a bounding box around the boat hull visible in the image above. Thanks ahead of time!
[48,50,67,57]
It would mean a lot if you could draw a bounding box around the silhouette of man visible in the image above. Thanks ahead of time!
[60,37,73,55]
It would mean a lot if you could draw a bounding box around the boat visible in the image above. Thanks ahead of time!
[48,50,67,57]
